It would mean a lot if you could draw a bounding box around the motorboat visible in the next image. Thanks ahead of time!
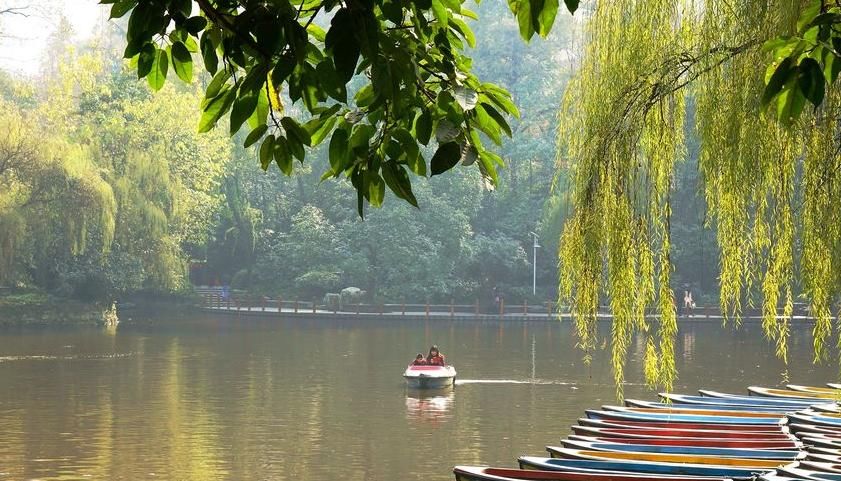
[403,364,457,389]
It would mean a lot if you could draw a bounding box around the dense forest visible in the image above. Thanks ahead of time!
[0,3,717,307]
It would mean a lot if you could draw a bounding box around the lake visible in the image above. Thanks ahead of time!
[0,315,834,480]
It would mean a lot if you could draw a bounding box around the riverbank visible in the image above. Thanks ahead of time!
[0,289,203,327]
[0,291,105,327]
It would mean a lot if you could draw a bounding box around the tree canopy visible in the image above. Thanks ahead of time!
[103,0,579,215]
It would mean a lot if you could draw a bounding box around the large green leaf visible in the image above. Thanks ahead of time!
[137,42,155,78]
[147,47,168,91]
[430,141,461,176]
[230,91,258,135]
[259,135,276,170]
[325,8,361,83]
[382,162,419,207]
[198,85,236,133]
[798,58,825,107]
[171,41,193,82]
[328,128,349,174]
[281,117,312,147]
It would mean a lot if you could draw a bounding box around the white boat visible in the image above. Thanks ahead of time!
[403,365,457,389]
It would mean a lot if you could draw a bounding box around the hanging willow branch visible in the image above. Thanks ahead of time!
[556,0,839,396]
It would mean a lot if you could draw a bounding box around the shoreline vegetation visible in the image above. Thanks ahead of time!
[0,286,825,327]
[0,289,202,327]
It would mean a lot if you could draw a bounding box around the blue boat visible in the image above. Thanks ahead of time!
[557,439,802,460]
[789,412,841,428]
[624,399,798,414]
[625,399,803,416]
[586,409,786,425]
[517,456,768,479]
[698,390,821,406]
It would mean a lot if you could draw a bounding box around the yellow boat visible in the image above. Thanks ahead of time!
[748,386,839,399]
[619,406,783,418]
[788,384,841,395]
[548,447,789,468]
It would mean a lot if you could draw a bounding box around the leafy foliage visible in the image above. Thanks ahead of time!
[101,0,565,215]
[761,0,841,124]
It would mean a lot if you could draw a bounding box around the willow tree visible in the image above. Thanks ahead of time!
[558,0,841,394]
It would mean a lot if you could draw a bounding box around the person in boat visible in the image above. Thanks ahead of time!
[411,353,427,366]
[426,345,446,366]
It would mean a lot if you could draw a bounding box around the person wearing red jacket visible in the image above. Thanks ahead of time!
[426,345,446,366]
[411,354,427,366]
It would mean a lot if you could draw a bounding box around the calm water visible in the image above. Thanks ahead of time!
[0,315,836,481]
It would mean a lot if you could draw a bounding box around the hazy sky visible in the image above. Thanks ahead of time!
[0,0,103,75]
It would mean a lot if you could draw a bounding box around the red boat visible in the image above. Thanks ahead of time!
[453,466,733,481]
[566,435,800,450]
[571,424,793,440]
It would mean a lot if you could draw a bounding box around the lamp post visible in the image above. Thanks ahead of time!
[529,232,540,296]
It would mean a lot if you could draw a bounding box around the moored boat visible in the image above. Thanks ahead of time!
[570,424,794,440]
[749,387,838,400]
[699,390,819,405]
[556,439,802,460]
[517,456,764,478]
[578,417,787,431]
[585,408,785,425]
[789,412,841,429]
[567,434,799,449]
[452,465,735,481]
[546,446,789,468]
[776,465,841,481]
[610,405,788,418]
[788,385,841,395]
[403,365,456,389]
[627,399,797,413]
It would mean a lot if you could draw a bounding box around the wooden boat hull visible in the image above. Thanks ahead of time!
[627,399,796,414]
[547,447,788,468]
[698,390,819,406]
[776,465,841,481]
[517,456,763,479]
[798,461,841,474]
[570,424,794,441]
[786,385,841,395]
[452,466,733,481]
[610,405,787,418]
[749,387,837,400]
[577,418,786,431]
[585,409,785,426]
[790,423,841,436]
[789,413,841,429]
[556,440,801,460]
[568,434,798,449]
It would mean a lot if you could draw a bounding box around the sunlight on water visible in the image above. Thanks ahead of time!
[0,318,836,481]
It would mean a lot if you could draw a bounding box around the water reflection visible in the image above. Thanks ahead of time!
[0,318,836,481]
[405,388,454,423]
